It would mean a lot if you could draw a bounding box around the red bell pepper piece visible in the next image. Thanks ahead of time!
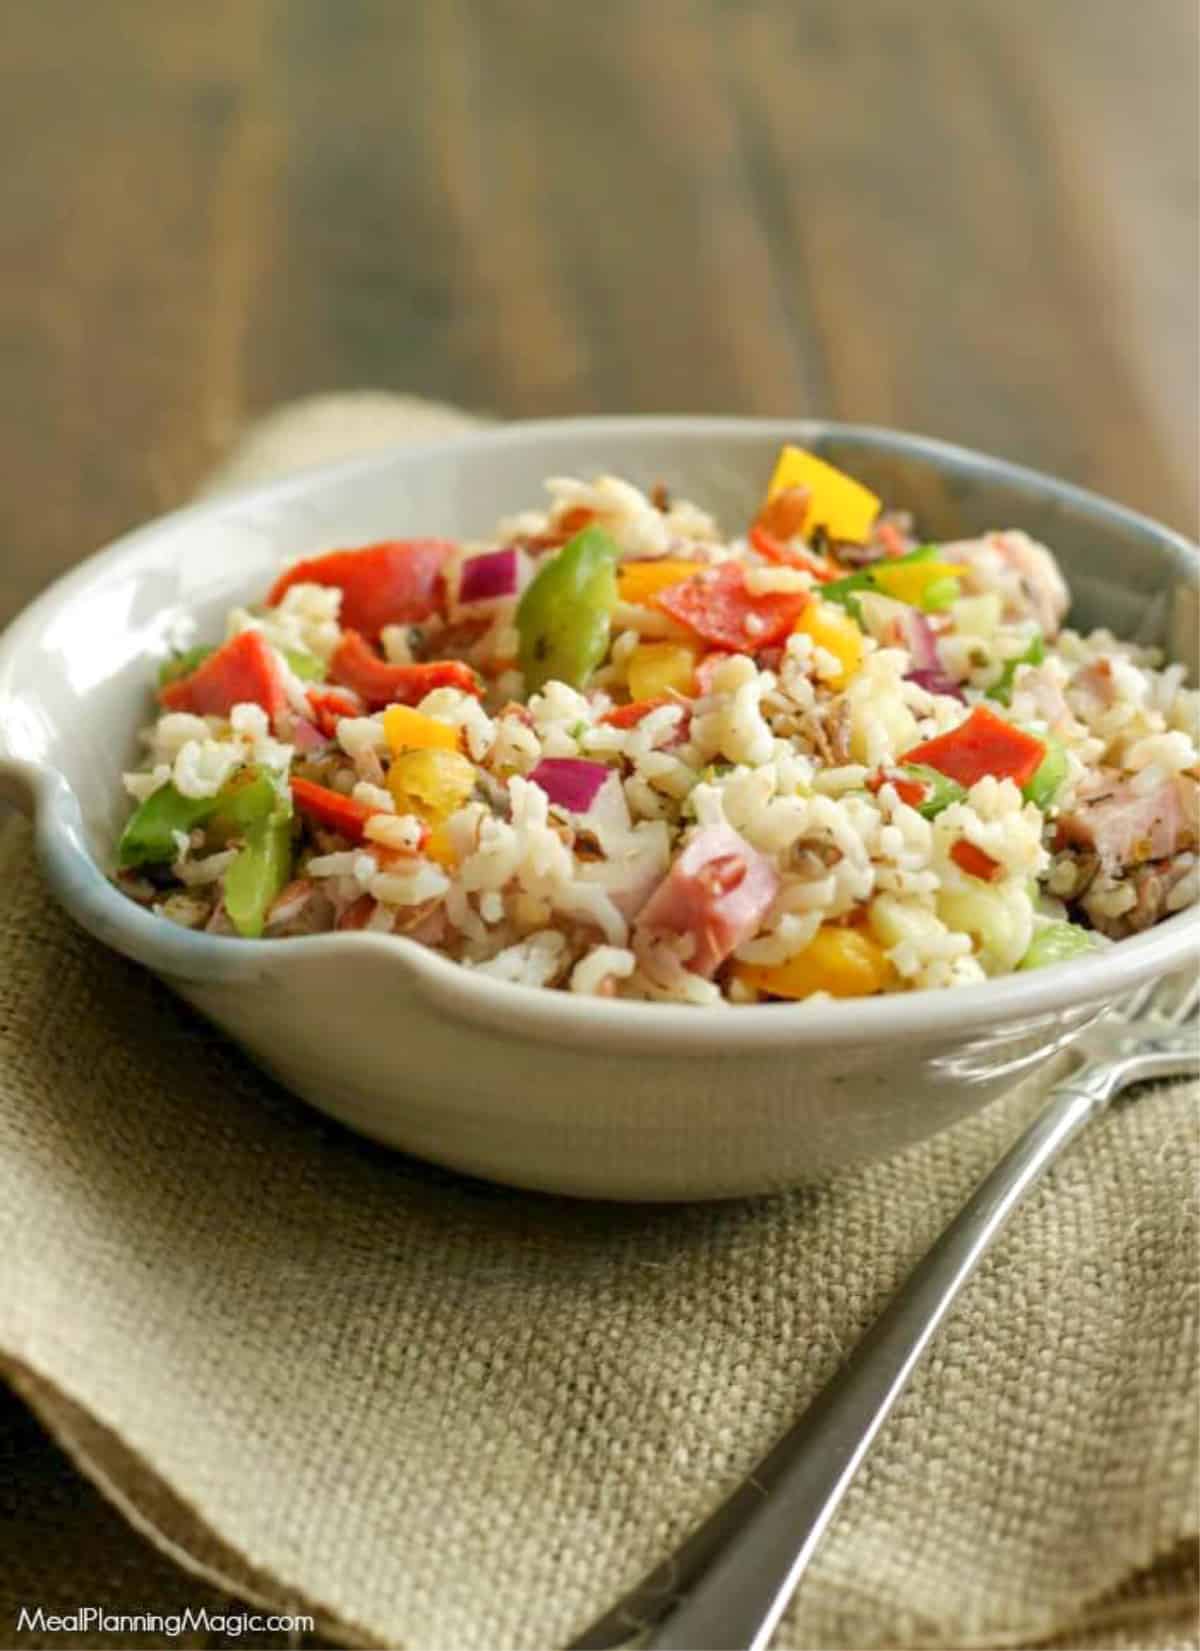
[950,839,1004,882]
[159,630,287,719]
[522,506,597,554]
[748,524,838,583]
[306,687,363,738]
[329,630,482,710]
[266,540,455,640]
[601,698,692,750]
[867,769,928,809]
[601,696,672,728]
[901,705,1045,789]
[555,505,596,538]
[653,563,809,652]
[291,777,373,844]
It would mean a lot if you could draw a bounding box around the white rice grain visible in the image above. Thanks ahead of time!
[570,946,637,995]
[472,930,568,987]
[364,813,428,852]
[371,864,450,907]
[337,717,389,760]
[353,781,395,814]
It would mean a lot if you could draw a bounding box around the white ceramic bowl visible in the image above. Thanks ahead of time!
[1,418,1196,1199]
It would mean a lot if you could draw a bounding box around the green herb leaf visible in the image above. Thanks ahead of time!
[989,631,1046,706]
[157,645,215,687]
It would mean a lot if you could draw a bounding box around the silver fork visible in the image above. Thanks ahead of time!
[572,972,1199,1651]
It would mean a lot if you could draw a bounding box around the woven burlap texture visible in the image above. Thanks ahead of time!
[1,397,1197,1651]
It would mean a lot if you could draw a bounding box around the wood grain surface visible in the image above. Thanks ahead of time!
[1,0,1196,632]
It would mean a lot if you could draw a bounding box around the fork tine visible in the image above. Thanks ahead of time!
[1124,970,1200,1027]
[1120,980,1160,1020]
[1167,976,1200,1027]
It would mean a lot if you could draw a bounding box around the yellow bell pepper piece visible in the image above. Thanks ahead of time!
[792,599,864,687]
[423,822,458,867]
[616,560,705,606]
[735,924,894,1000]
[871,560,965,607]
[387,748,477,823]
[626,641,699,701]
[764,446,880,545]
[383,705,460,755]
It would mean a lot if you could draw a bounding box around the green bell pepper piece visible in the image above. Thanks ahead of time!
[224,807,293,938]
[282,646,326,682]
[989,631,1045,706]
[1018,921,1096,971]
[157,644,215,687]
[516,525,621,692]
[899,763,967,819]
[117,783,222,868]
[207,766,286,838]
[821,544,940,623]
[1022,736,1068,810]
[213,765,293,937]
[919,575,961,612]
[889,544,940,565]
[117,765,287,869]
[817,569,874,622]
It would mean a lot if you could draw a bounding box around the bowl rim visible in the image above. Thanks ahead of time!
[2,413,1197,1055]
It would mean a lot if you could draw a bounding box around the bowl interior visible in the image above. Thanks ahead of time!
[1,417,1196,869]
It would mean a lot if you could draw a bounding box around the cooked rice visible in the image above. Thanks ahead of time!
[115,466,1199,1001]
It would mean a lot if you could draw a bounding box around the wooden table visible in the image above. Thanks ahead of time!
[0,3,1196,1642]
[1,0,1196,634]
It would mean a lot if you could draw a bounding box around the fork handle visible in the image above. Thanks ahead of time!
[635,1059,1157,1651]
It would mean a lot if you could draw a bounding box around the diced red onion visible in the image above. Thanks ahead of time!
[905,667,966,701]
[292,717,328,752]
[896,606,940,672]
[459,546,519,605]
[894,606,964,697]
[528,757,610,813]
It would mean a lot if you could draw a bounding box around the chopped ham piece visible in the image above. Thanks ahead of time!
[949,530,1070,638]
[587,840,670,924]
[635,824,779,977]
[1057,772,1198,874]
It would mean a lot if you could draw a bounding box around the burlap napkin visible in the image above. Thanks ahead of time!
[1,397,1197,1651]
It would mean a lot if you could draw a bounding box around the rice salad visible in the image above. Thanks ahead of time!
[113,446,1199,1005]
